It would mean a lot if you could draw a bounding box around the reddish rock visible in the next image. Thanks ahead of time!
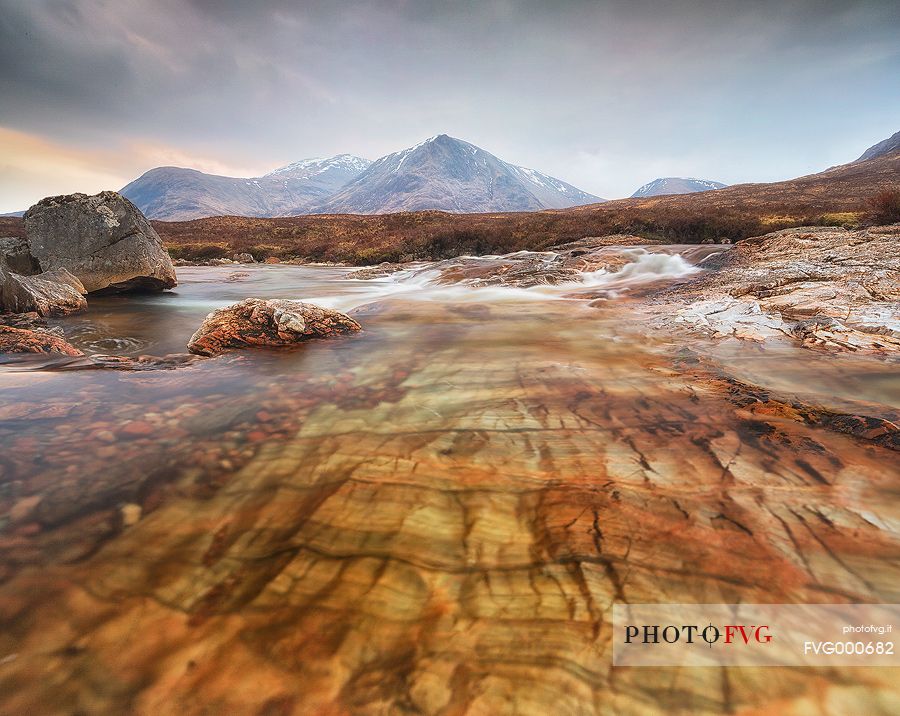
[0,325,84,356]
[187,298,361,357]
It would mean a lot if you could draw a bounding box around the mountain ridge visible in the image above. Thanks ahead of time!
[631,177,727,198]
[120,155,372,221]
[856,129,900,162]
[119,136,602,220]
[317,135,603,214]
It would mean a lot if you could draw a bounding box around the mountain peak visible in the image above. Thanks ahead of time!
[317,136,603,214]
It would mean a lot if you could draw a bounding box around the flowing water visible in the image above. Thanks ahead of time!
[1,248,898,714]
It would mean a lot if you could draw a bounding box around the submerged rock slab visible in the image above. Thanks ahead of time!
[0,267,87,316]
[0,293,898,713]
[23,191,177,293]
[654,225,900,353]
[1,299,898,713]
[187,298,361,356]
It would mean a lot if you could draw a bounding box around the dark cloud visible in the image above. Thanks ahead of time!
[0,0,898,207]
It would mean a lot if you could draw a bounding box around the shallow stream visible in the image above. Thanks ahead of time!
[0,249,897,713]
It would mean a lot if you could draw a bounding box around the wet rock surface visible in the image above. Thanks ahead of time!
[652,225,900,353]
[0,258,898,714]
[187,298,362,356]
[0,325,84,356]
[430,235,675,287]
[347,261,409,280]
[346,235,668,288]
[23,191,177,293]
[0,267,87,316]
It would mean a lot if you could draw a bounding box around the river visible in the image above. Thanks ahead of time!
[1,250,898,714]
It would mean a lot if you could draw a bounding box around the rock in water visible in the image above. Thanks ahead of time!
[0,267,87,316]
[187,298,361,356]
[0,325,84,355]
[0,237,40,275]
[23,191,177,293]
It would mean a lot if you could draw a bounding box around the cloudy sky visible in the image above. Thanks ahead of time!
[1,0,898,212]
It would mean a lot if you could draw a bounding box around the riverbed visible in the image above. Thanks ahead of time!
[1,253,898,714]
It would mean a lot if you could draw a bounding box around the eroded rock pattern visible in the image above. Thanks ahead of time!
[23,191,178,293]
[0,298,897,714]
[0,267,87,316]
[187,298,361,356]
[654,225,900,353]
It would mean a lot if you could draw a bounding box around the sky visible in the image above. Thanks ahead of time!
[1,0,898,212]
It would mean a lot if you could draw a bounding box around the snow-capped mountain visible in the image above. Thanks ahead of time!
[121,155,372,221]
[120,137,602,219]
[316,135,603,214]
[630,177,727,198]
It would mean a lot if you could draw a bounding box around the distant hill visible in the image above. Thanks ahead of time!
[856,129,900,162]
[318,135,603,214]
[117,136,600,219]
[120,155,371,221]
[631,177,727,198]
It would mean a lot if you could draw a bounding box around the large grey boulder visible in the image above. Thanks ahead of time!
[0,267,87,316]
[23,191,177,293]
[0,237,40,275]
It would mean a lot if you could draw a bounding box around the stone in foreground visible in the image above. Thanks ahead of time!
[187,298,361,356]
[0,325,84,355]
[23,191,177,293]
[0,267,87,316]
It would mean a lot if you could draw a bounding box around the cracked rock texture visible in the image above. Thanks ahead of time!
[23,192,178,293]
[654,225,900,353]
[187,298,362,356]
[0,298,897,714]
[0,237,40,275]
[0,266,87,316]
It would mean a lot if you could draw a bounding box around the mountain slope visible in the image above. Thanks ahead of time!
[3,130,896,264]
[631,177,727,198]
[121,155,371,221]
[856,129,900,162]
[316,135,602,214]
